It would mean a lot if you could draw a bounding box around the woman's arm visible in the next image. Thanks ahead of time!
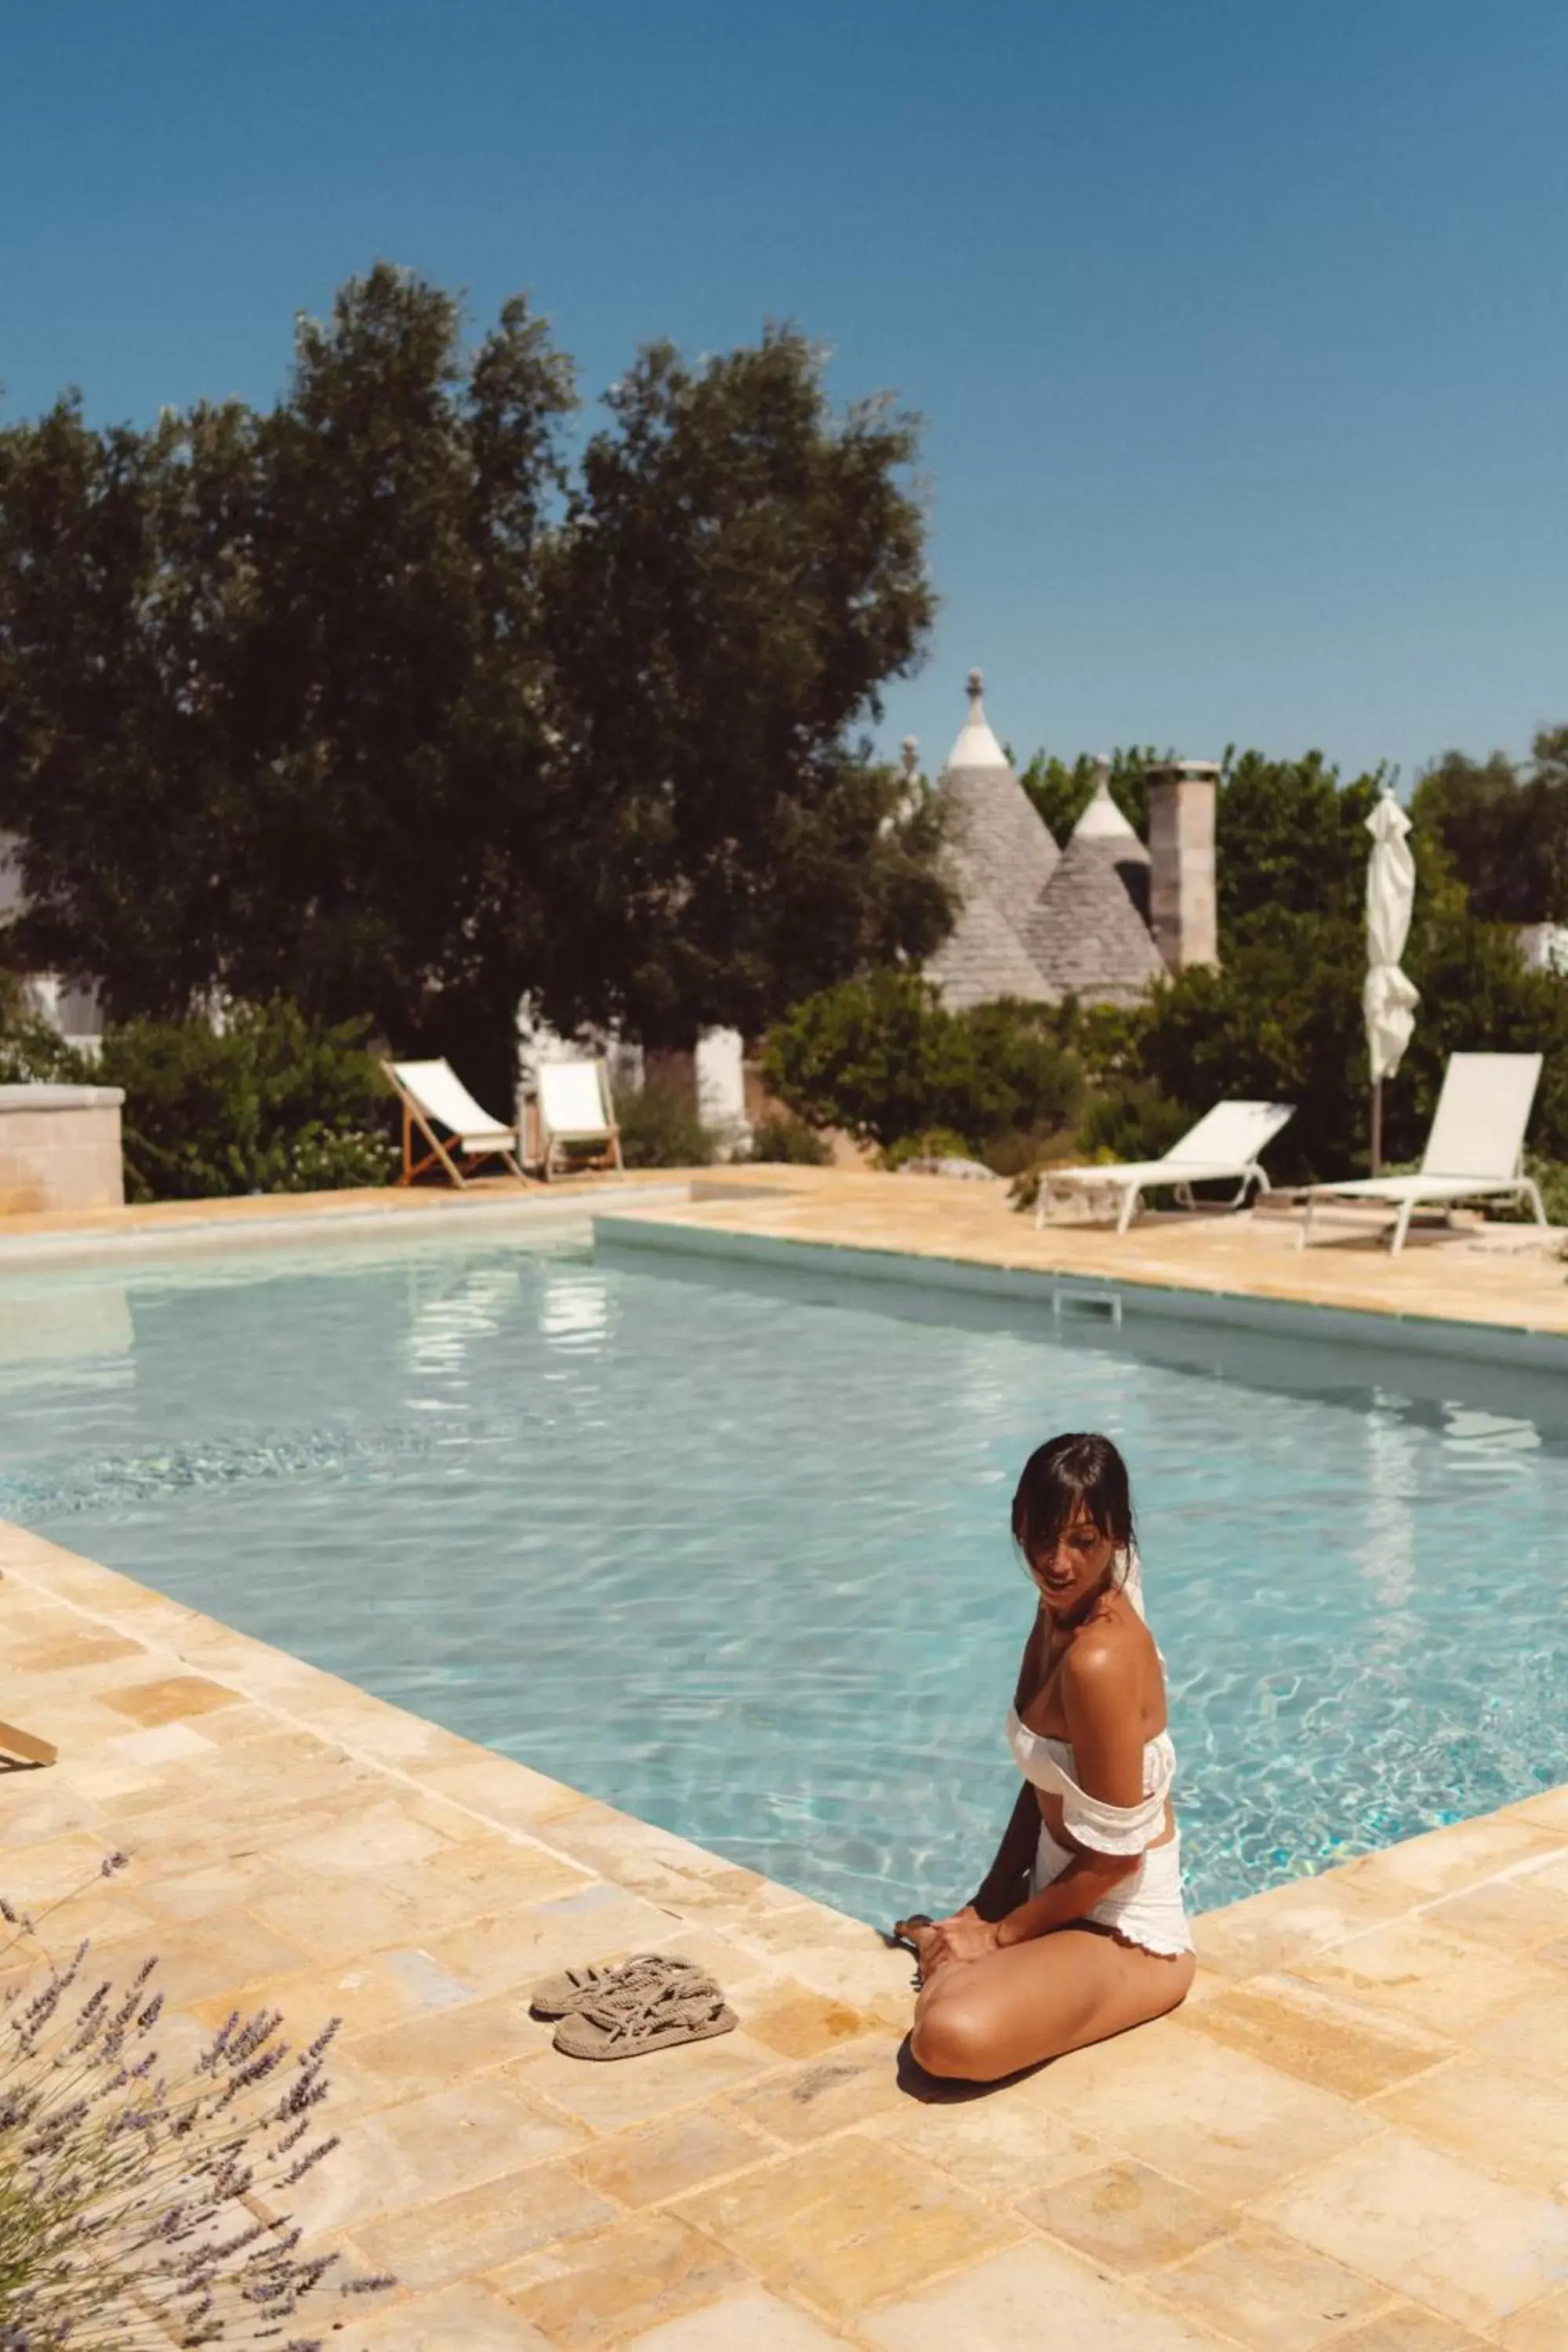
[927,1632,1146,1964]
[970,1780,1040,1921]
[998,1633,1145,1945]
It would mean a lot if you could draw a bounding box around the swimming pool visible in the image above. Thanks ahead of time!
[1,1222,1563,1926]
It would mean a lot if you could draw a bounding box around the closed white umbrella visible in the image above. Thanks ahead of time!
[1363,790,1420,1173]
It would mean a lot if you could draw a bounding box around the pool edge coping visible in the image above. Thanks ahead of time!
[591,1209,1568,1371]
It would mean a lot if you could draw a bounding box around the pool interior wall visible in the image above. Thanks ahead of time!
[0,1218,1563,1929]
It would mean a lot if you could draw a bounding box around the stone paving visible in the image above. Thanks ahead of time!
[591,1160,1568,1341]
[2,1171,1568,2345]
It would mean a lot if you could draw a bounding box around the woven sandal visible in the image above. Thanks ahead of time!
[552,1969,737,2061]
[528,1951,702,2023]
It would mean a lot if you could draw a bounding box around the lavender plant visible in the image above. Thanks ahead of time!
[0,1860,391,2348]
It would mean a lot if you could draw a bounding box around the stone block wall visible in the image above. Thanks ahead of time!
[0,1085,126,1216]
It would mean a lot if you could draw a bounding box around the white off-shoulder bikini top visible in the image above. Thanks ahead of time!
[1004,1546,1175,1857]
[1004,1710,1175,1856]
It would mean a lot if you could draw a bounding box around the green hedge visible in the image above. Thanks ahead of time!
[761,972,1083,1157]
[0,998,396,1202]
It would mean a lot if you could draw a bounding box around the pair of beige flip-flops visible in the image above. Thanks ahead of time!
[528,1951,737,2060]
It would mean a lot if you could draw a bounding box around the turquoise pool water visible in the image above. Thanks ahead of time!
[0,1226,1563,1926]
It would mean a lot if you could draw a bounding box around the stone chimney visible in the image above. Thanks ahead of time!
[1145,761,1219,971]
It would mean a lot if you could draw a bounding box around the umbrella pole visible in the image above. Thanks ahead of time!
[1370,1078,1382,1178]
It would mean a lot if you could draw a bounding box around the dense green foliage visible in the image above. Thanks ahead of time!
[613,1076,718,1170]
[1073,768,1568,1183]
[1018,748,1158,840]
[762,972,1083,1156]
[771,739,1568,1197]
[1410,727,1568,923]
[0,998,395,1201]
[0,267,948,1109]
[745,1110,834,1166]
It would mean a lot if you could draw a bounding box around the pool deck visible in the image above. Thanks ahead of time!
[3,1171,1568,2347]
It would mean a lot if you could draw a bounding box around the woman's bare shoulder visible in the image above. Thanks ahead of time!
[1062,1595,1152,1690]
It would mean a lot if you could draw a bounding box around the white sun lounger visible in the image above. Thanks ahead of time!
[383,1058,529,1188]
[532,1056,625,1182]
[1036,1101,1296,1235]
[1298,1051,1545,1254]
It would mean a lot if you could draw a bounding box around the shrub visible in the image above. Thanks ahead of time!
[761,972,1083,1153]
[0,1011,93,1087]
[745,1110,833,1165]
[615,1076,719,1168]
[879,1127,977,1171]
[0,1856,390,2347]
[96,1001,397,1203]
[1074,1083,1192,1166]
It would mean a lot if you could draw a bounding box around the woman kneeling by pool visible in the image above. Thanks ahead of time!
[898,1432,1196,2083]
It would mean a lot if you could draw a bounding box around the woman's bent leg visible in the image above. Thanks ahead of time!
[909,1929,1194,2084]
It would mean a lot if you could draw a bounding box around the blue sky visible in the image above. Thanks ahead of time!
[5,1,1566,785]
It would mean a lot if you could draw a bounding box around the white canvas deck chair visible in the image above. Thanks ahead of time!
[1298,1051,1545,1254]
[1036,1101,1296,1236]
[383,1059,528,1188]
[532,1056,625,1182]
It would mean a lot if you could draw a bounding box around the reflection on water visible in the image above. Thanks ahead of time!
[0,1230,1565,1926]
[0,1278,134,1374]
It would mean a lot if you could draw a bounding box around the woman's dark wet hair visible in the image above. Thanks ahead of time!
[1011,1432,1135,1573]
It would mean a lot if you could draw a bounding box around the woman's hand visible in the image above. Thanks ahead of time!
[921,1908,1002,1972]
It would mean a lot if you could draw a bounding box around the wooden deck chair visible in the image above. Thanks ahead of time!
[383,1059,530,1189]
[0,1717,57,1767]
[532,1057,626,1182]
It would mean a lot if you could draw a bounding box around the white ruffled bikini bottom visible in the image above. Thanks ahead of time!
[1033,1821,1194,1959]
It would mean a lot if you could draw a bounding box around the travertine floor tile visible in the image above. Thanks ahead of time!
[1500,2284,1568,2350]
[1508,1787,1568,1837]
[354,2159,614,2290]
[856,2238,1236,2350]
[1178,1973,1454,2101]
[288,2072,588,2237]
[1371,2054,1568,2190]
[1027,2022,1374,2201]
[339,1993,550,2109]
[188,1941,479,2041]
[491,2213,748,2348]
[343,2281,552,2349]
[727,2038,906,2143]
[246,1870,451,1962]
[569,2108,775,2208]
[1287,2307,1484,2352]
[1192,1874,1410,1980]
[83,1907,312,2009]
[1016,2158,1230,2271]
[525,2027,780,2132]
[620,2285,855,2347]
[741,1981,879,2060]
[1254,2129,1568,2331]
[866,2093,1109,2198]
[416,1751,587,1828]
[408,1831,591,1918]
[420,1881,688,1999]
[674,2132,1022,2318]
[1290,1920,1558,2036]
[1422,1871,1568,1956]
[99,1672,241,1724]
[9,1628,143,1673]
[1331,1817,1564,1904]
[1466,1985,1568,2078]
[270,1796,456,1875]
[1148,2223,1392,2350]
